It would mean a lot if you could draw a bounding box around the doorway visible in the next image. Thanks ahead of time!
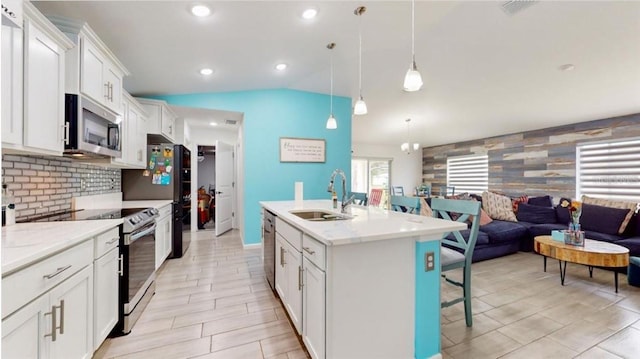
[351,157,392,208]
[196,146,216,230]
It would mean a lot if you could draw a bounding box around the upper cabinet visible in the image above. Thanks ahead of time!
[2,1,74,156]
[136,98,177,144]
[46,15,130,116]
[1,0,23,28]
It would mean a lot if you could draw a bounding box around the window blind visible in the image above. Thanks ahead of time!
[446,155,488,194]
[577,138,640,201]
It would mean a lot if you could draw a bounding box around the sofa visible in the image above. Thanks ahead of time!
[436,193,640,263]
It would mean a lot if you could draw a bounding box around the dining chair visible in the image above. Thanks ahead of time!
[390,195,420,214]
[391,186,405,196]
[430,198,481,327]
[440,186,455,197]
[368,189,383,206]
[415,184,432,197]
[349,192,368,206]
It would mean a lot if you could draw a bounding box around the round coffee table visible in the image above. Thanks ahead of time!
[534,235,629,292]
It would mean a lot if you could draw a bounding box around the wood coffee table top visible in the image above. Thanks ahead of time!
[534,235,629,268]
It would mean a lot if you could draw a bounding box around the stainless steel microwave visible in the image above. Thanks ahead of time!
[64,94,121,158]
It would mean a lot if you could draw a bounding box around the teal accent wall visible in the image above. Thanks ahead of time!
[415,240,441,358]
[154,89,352,245]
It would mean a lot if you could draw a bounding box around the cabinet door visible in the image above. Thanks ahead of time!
[163,216,173,260]
[303,257,326,359]
[1,294,48,359]
[274,234,288,302]
[1,24,23,146]
[81,39,106,105]
[155,218,166,270]
[111,100,128,165]
[104,65,122,114]
[125,104,138,165]
[161,106,174,141]
[134,111,147,168]
[284,240,303,335]
[23,19,65,154]
[48,265,94,359]
[93,247,119,350]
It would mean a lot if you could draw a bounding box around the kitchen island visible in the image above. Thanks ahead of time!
[260,200,466,359]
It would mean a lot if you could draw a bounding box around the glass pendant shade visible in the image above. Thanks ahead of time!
[354,96,368,115]
[326,115,337,129]
[401,143,409,152]
[413,143,420,151]
[403,61,424,92]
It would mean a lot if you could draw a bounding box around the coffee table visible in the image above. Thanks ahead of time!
[534,235,629,292]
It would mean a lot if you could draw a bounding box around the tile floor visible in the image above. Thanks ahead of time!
[95,229,640,359]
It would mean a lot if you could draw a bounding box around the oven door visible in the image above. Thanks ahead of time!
[124,221,156,305]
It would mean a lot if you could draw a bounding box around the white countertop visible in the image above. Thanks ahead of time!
[1,219,123,276]
[260,200,466,246]
[123,200,173,209]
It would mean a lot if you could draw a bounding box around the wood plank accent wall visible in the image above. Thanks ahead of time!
[422,113,640,200]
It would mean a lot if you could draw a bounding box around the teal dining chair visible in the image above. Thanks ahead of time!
[390,196,420,214]
[349,192,368,206]
[430,198,481,327]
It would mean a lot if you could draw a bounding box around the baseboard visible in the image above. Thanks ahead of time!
[429,353,443,359]
[243,243,262,250]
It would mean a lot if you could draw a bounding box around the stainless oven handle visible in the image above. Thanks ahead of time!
[128,223,156,243]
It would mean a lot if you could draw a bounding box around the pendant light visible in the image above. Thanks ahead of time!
[400,118,420,154]
[353,6,367,115]
[403,0,423,92]
[326,42,337,130]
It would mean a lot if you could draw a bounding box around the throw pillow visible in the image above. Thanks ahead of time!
[482,191,517,222]
[528,195,553,207]
[479,208,493,226]
[556,197,572,224]
[580,203,631,235]
[581,195,638,234]
[511,195,529,214]
[516,203,557,224]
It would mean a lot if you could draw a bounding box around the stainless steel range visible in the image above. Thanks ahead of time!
[19,207,159,335]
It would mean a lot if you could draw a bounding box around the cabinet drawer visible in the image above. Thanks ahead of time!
[276,217,302,251]
[94,226,120,259]
[158,204,172,219]
[302,235,326,270]
[2,239,93,319]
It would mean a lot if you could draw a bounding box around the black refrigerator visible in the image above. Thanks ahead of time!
[122,144,191,258]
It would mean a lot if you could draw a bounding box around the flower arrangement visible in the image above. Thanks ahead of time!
[568,200,582,229]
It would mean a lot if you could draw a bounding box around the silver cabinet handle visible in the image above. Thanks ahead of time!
[168,124,172,135]
[118,254,124,276]
[303,247,315,255]
[104,82,110,99]
[58,300,65,335]
[280,247,286,267]
[44,305,57,341]
[298,266,304,291]
[109,83,114,101]
[63,122,70,145]
[106,237,119,245]
[43,265,72,280]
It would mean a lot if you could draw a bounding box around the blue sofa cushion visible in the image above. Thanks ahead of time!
[583,231,624,243]
[581,203,630,235]
[444,229,490,246]
[616,237,640,257]
[555,197,573,224]
[516,203,556,224]
[528,195,553,207]
[480,220,528,244]
[529,223,567,238]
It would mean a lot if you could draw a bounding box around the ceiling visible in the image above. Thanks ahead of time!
[33,1,640,148]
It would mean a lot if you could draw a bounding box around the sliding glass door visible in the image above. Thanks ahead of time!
[351,158,391,207]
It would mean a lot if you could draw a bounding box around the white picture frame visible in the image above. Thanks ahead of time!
[279,137,326,163]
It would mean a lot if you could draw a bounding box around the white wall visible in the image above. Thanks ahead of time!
[351,142,423,196]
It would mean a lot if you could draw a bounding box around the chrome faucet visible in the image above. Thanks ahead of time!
[327,169,355,213]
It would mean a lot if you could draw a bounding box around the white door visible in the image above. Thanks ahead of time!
[215,141,234,236]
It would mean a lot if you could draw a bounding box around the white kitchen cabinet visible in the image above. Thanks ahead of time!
[274,218,303,335]
[302,256,325,359]
[275,234,288,300]
[1,0,23,28]
[81,38,123,114]
[1,22,23,147]
[155,204,173,269]
[126,93,148,168]
[93,227,120,351]
[136,98,177,143]
[2,265,94,359]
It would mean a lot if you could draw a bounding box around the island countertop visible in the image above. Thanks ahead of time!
[1,219,123,275]
[260,199,466,246]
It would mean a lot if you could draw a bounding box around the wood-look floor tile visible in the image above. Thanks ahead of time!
[192,341,263,359]
[499,337,578,359]
[444,330,520,358]
[189,286,252,304]
[497,314,564,345]
[285,349,310,359]
[547,319,616,352]
[259,332,303,357]
[247,295,284,313]
[152,283,213,300]
[575,347,624,359]
[125,317,174,337]
[202,309,279,336]
[172,303,247,328]
[441,313,503,345]
[139,298,216,322]
[116,337,211,359]
[596,327,640,357]
[583,305,640,332]
[144,294,191,311]
[215,289,273,308]
[97,324,202,358]
[209,319,294,352]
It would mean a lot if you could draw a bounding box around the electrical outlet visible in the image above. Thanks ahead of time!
[425,251,435,271]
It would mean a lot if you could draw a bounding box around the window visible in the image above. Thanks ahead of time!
[446,154,488,194]
[351,158,391,206]
[576,138,640,201]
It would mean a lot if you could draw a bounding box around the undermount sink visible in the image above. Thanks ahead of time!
[289,210,352,221]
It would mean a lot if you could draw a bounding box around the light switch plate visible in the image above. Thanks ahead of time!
[425,251,435,271]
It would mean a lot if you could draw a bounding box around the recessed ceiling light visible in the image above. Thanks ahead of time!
[191,4,211,17]
[302,8,317,19]
[200,68,213,76]
[559,64,575,72]
[275,63,287,71]
[209,122,218,126]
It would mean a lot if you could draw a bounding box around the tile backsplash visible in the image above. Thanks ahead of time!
[1,154,121,220]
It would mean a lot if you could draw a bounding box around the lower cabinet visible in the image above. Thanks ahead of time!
[155,204,173,269]
[93,247,119,350]
[275,233,303,334]
[2,265,94,359]
[302,257,326,359]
